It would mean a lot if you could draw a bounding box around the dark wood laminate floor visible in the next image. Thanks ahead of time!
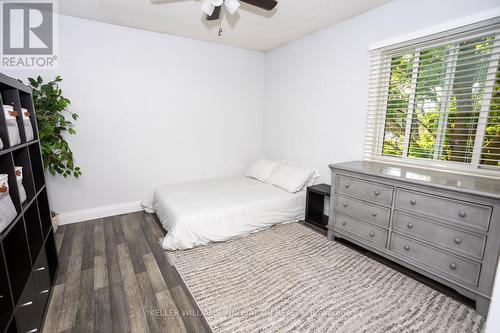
[42,213,474,333]
[42,212,212,333]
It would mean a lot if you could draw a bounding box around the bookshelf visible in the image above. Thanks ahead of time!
[0,73,58,333]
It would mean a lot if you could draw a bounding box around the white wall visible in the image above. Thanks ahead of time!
[487,262,500,332]
[4,15,264,220]
[263,0,500,184]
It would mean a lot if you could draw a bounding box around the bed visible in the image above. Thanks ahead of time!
[141,176,308,250]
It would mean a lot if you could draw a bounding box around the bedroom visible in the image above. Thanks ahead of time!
[0,0,499,332]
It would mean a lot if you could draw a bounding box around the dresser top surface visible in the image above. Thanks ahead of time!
[330,161,500,200]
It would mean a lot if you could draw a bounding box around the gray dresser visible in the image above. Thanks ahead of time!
[328,160,500,316]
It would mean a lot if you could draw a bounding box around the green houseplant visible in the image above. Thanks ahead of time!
[28,75,80,231]
[28,75,81,178]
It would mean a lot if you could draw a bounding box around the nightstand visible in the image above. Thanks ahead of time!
[305,184,331,230]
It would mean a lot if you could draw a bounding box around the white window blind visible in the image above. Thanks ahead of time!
[365,18,500,174]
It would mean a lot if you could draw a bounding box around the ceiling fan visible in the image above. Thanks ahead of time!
[153,0,278,21]
[202,0,277,21]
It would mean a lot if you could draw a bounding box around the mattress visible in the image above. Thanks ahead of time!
[142,177,306,250]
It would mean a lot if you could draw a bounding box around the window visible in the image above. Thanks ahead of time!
[365,19,500,174]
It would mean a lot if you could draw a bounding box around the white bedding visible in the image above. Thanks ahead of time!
[141,177,306,250]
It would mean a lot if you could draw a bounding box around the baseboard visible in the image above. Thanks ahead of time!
[58,201,142,225]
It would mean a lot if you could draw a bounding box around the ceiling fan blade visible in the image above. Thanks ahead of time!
[206,5,221,20]
[240,0,277,11]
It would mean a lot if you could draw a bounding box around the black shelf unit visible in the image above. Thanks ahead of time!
[305,184,331,230]
[0,73,58,333]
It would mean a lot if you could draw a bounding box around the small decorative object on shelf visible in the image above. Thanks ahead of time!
[3,105,21,147]
[0,174,17,232]
[305,183,331,230]
[0,72,59,333]
[22,108,34,142]
[15,166,26,204]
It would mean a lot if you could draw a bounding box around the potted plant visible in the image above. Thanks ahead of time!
[28,76,81,231]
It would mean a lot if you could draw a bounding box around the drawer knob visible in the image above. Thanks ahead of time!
[450,263,457,270]
[341,221,346,226]
[343,202,348,207]
[404,245,410,251]
[407,223,413,229]
[458,211,466,218]
[454,237,462,244]
[371,212,377,217]
[374,190,380,196]
[369,231,375,237]
[345,183,350,188]
[410,199,416,205]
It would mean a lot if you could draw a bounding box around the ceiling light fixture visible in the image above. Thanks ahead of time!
[201,0,277,21]
[152,0,277,23]
[201,0,224,16]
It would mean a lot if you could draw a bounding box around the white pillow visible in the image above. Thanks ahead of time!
[306,169,320,187]
[246,159,280,182]
[268,163,315,193]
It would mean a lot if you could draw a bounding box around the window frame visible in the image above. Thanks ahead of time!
[368,33,500,178]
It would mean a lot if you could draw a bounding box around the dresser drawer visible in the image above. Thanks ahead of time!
[334,194,390,227]
[393,211,486,260]
[395,189,491,232]
[390,233,481,286]
[336,175,393,206]
[333,213,388,248]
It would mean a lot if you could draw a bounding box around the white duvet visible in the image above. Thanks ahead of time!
[141,177,306,250]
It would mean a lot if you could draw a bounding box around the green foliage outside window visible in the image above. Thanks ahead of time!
[381,35,499,167]
[382,53,413,156]
[408,46,448,159]
[481,67,500,166]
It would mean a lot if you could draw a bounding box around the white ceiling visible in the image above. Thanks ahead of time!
[58,0,392,51]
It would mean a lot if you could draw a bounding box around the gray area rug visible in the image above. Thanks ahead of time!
[166,222,485,333]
